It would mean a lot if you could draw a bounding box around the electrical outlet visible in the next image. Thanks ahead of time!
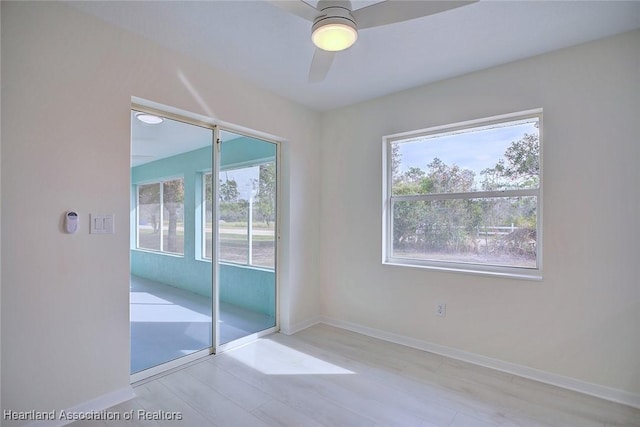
[436,303,446,317]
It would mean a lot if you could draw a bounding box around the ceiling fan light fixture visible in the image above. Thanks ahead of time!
[312,16,358,52]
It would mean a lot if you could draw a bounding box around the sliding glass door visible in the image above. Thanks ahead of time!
[217,130,278,346]
[130,110,214,377]
[130,108,278,379]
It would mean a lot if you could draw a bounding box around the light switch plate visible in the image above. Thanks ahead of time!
[90,214,114,234]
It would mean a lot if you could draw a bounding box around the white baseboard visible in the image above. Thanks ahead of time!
[26,386,136,427]
[317,316,640,410]
[279,315,322,336]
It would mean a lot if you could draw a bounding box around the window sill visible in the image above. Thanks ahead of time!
[193,258,275,272]
[131,248,184,259]
[220,261,275,272]
[383,259,542,281]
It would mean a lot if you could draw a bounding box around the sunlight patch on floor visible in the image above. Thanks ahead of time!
[227,339,355,375]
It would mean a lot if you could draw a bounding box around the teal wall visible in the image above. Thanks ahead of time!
[221,134,276,168]
[131,145,212,296]
[220,264,275,317]
[130,138,276,316]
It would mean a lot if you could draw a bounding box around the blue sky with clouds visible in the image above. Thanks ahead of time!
[396,120,538,188]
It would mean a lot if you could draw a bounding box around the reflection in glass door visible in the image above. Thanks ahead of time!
[130,109,213,377]
[216,130,277,345]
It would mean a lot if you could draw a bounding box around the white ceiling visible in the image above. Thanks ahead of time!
[131,110,246,166]
[71,1,640,112]
[131,111,212,166]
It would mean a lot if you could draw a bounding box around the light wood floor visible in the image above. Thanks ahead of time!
[73,324,639,427]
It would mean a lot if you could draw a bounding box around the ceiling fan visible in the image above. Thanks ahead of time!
[270,0,478,83]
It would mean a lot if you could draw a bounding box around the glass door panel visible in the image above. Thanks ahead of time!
[130,110,213,375]
[218,130,277,345]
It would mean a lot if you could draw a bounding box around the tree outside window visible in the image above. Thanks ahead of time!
[137,178,184,255]
[386,112,541,274]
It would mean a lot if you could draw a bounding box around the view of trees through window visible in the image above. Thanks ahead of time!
[389,115,540,269]
[137,178,185,255]
[204,161,276,269]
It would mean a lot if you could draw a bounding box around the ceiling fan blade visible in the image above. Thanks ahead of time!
[353,0,477,29]
[267,0,318,22]
[309,48,336,83]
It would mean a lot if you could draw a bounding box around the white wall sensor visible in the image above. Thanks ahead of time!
[65,211,79,234]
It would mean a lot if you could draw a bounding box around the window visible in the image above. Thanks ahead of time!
[383,110,542,278]
[136,178,185,255]
[203,162,276,269]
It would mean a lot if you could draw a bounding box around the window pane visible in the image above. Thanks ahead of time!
[392,196,537,268]
[218,164,277,268]
[162,178,184,254]
[392,118,539,196]
[137,183,161,251]
[219,201,249,263]
[251,162,276,269]
[219,166,255,264]
[204,173,213,259]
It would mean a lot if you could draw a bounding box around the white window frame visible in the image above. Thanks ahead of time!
[382,109,543,280]
[202,171,213,261]
[135,176,185,256]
